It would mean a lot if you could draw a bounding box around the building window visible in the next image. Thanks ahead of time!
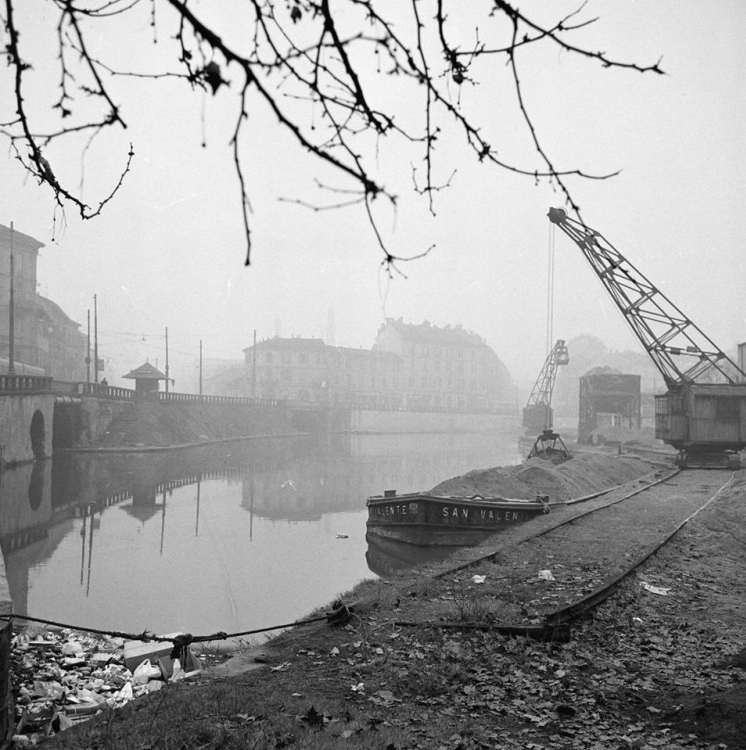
[299,353,308,364]
[282,352,291,363]
[316,353,325,364]
[266,352,273,363]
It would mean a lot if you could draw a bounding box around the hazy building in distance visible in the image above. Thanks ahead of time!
[242,318,514,412]
[0,224,87,380]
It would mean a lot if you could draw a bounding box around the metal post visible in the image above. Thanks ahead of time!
[165,327,169,393]
[8,223,15,375]
[93,294,99,384]
[199,339,203,396]
[252,329,257,397]
[86,309,91,384]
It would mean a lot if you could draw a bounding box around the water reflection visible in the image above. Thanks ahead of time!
[0,431,520,636]
[365,532,466,577]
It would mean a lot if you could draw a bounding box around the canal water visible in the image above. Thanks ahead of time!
[0,430,521,641]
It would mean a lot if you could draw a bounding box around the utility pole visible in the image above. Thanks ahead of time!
[8,222,15,375]
[252,329,257,397]
[93,294,99,384]
[86,309,91,384]
[199,339,203,396]
[165,327,169,393]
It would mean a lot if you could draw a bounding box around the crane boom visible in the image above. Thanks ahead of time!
[548,207,746,467]
[547,207,745,388]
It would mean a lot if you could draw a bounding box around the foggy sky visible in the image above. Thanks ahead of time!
[2,1,745,391]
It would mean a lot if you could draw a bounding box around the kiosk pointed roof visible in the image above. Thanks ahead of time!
[123,362,167,380]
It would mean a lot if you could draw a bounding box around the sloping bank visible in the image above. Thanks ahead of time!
[62,399,302,452]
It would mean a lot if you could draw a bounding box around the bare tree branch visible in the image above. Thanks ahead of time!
[2,0,665,267]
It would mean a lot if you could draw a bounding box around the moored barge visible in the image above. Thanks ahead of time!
[366,490,549,547]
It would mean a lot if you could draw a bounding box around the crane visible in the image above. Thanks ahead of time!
[548,207,746,467]
[522,339,571,462]
[523,339,569,433]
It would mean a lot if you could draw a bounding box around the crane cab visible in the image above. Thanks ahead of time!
[655,383,746,467]
[554,341,569,367]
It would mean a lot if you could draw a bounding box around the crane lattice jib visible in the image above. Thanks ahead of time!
[547,208,745,388]
[526,339,569,407]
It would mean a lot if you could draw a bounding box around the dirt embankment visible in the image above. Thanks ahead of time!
[96,402,298,448]
[431,452,656,502]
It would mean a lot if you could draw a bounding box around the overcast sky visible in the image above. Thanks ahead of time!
[2,1,745,390]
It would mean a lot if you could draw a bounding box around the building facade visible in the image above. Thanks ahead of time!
[0,224,87,381]
[242,318,514,412]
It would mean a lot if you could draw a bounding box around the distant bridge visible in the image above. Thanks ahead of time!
[0,375,55,465]
[1,377,515,464]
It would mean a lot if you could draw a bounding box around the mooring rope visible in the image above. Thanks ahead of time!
[0,600,352,649]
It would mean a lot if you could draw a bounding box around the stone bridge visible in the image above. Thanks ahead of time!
[0,375,56,466]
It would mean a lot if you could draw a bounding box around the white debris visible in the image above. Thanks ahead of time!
[640,581,671,596]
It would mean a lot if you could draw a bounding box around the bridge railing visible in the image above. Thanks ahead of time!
[152,391,282,407]
[0,374,53,393]
[74,382,136,400]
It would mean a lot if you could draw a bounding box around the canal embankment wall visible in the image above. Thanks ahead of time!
[349,409,518,433]
[53,398,520,452]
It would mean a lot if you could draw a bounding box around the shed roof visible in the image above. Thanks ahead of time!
[123,362,167,380]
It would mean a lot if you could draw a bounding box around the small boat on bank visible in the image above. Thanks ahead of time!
[366,489,550,547]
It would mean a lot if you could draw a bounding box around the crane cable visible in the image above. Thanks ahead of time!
[543,222,557,430]
[546,221,556,361]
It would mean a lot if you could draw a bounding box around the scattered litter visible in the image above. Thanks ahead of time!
[11,625,203,746]
[350,682,365,692]
[270,661,291,672]
[471,575,486,584]
[132,658,161,685]
[335,534,349,539]
[640,581,671,596]
[538,569,556,581]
